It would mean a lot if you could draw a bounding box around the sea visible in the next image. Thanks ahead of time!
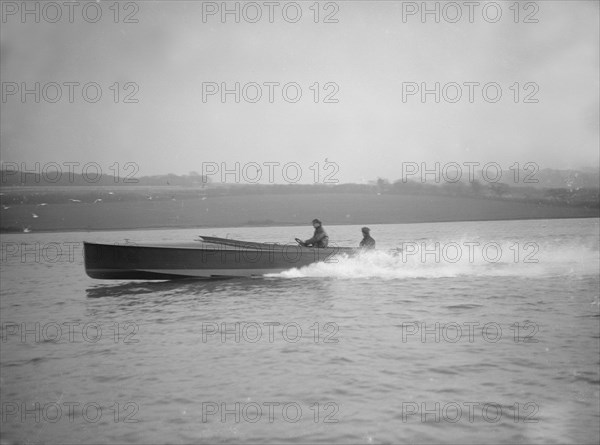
[1,218,599,444]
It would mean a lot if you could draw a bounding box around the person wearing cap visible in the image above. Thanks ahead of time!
[296,219,329,248]
[359,227,376,250]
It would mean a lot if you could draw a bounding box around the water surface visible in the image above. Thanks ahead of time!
[1,219,599,444]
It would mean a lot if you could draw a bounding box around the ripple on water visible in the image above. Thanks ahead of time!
[1,220,599,444]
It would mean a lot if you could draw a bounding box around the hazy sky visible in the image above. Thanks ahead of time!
[1,0,598,183]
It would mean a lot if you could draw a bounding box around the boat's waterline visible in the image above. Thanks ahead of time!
[85,267,292,279]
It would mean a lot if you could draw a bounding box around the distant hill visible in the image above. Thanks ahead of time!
[0,170,210,187]
[499,168,600,189]
[1,168,598,189]
[1,167,598,233]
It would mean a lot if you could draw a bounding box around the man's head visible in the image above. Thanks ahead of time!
[361,227,370,236]
[312,218,322,228]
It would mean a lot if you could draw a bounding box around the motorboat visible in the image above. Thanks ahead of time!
[83,236,356,280]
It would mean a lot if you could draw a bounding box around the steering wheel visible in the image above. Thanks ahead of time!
[295,238,305,246]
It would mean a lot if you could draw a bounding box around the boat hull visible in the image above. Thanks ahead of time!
[84,241,354,280]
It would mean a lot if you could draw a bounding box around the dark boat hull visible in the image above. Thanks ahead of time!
[84,241,354,280]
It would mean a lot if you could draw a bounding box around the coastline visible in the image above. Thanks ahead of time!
[2,191,598,234]
[2,214,598,234]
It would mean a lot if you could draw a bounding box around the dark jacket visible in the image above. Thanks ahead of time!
[359,235,376,250]
[305,226,329,248]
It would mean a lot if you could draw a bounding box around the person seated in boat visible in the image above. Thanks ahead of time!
[359,227,376,250]
[296,219,329,248]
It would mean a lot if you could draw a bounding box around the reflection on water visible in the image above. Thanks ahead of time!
[85,278,236,299]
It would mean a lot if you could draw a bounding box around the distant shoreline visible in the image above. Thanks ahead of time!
[1,190,598,234]
[2,215,597,235]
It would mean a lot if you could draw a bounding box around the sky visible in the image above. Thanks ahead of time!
[1,0,598,184]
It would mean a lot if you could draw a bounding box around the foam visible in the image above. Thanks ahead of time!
[266,238,599,280]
